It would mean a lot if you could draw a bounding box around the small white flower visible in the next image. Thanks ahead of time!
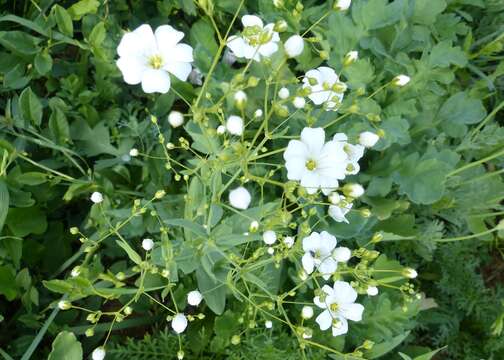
[334,0,352,11]
[216,125,226,134]
[70,266,81,277]
[314,281,364,337]
[254,109,263,118]
[303,67,346,111]
[263,230,277,245]
[265,320,273,329]
[187,290,203,306]
[343,50,358,66]
[284,127,347,195]
[129,148,139,157]
[278,87,290,99]
[116,24,193,94]
[91,347,106,360]
[333,247,352,262]
[302,306,314,319]
[302,231,338,280]
[283,236,295,248]
[226,115,244,135]
[90,192,103,204]
[227,15,280,62]
[234,90,247,108]
[367,286,378,296]
[393,74,411,86]
[284,35,304,57]
[359,131,380,148]
[168,111,184,128]
[328,198,353,224]
[403,268,418,279]
[58,300,71,310]
[171,313,188,333]
[343,183,365,198]
[333,133,365,175]
[142,238,154,251]
[292,96,306,109]
[229,187,251,209]
[267,247,275,255]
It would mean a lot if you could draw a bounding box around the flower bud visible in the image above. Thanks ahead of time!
[90,191,103,204]
[168,111,184,128]
[91,347,106,360]
[234,90,247,109]
[334,0,351,11]
[249,220,259,232]
[343,50,358,66]
[274,20,288,32]
[216,125,226,134]
[265,320,273,328]
[229,186,251,210]
[58,300,71,310]
[292,97,306,109]
[393,74,411,86]
[142,238,154,251]
[333,247,352,262]
[187,290,203,306]
[231,335,241,345]
[226,115,244,136]
[70,227,79,235]
[371,232,384,243]
[263,230,277,245]
[343,183,365,198]
[366,286,378,296]
[403,268,418,279]
[177,350,184,360]
[360,208,371,218]
[85,328,95,337]
[278,87,290,99]
[284,35,304,58]
[129,148,139,157]
[283,236,295,248]
[301,306,314,319]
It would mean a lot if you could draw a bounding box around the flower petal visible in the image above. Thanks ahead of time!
[118,24,156,58]
[172,43,194,62]
[309,90,333,105]
[318,66,339,85]
[284,140,308,159]
[300,171,320,194]
[302,253,315,274]
[242,15,264,28]
[141,69,171,93]
[155,25,184,53]
[227,36,248,58]
[339,303,364,322]
[258,41,278,57]
[164,60,192,81]
[319,258,337,276]
[332,281,358,304]
[116,56,146,85]
[315,310,333,331]
[285,158,307,180]
[302,232,321,252]
[300,127,325,155]
[331,316,348,336]
[319,231,337,253]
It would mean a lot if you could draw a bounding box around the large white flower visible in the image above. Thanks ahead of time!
[116,24,193,94]
[284,128,347,195]
[302,67,346,111]
[302,231,338,280]
[314,281,364,337]
[227,15,280,62]
[332,133,365,175]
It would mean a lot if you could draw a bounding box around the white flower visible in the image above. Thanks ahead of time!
[333,133,365,175]
[117,24,193,94]
[129,148,139,157]
[267,247,275,255]
[328,192,342,205]
[284,34,304,58]
[343,50,358,66]
[343,183,365,198]
[403,268,418,279]
[226,115,244,135]
[216,125,226,134]
[227,15,280,62]
[302,306,314,319]
[254,109,263,118]
[229,187,251,209]
[367,286,378,296]
[70,266,81,277]
[92,347,106,360]
[234,90,247,108]
[168,111,184,128]
[283,236,295,248]
[278,87,290,99]
[393,74,410,86]
[303,67,346,111]
[314,281,364,337]
[334,0,352,11]
[293,97,305,109]
[171,313,188,333]
[263,230,277,245]
[359,131,380,148]
[142,238,154,251]
[333,247,352,262]
[187,290,203,306]
[302,231,338,280]
[328,198,353,224]
[283,127,347,195]
[90,192,103,204]
[265,320,273,329]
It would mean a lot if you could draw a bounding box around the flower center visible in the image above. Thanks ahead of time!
[330,303,340,312]
[148,55,164,69]
[346,163,354,172]
[305,159,317,171]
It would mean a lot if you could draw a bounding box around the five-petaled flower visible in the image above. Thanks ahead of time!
[117,24,194,94]
[302,231,345,280]
[303,67,347,111]
[227,15,280,62]
[314,281,364,336]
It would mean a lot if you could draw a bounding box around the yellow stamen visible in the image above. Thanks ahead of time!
[305,159,317,171]
[148,55,163,69]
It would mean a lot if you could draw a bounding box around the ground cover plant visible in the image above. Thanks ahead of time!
[0,0,503,359]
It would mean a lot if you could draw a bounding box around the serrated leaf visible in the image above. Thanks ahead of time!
[429,41,467,68]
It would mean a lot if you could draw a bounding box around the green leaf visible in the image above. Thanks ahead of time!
[164,218,207,238]
[0,179,9,233]
[19,87,43,126]
[53,5,73,37]
[352,0,408,30]
[438,92,486,137]
[88,22,106,47]
[412,347,447,360]
[49,107,71,144]
[365,331,410,359]
[34,50,53,75]
[6,207,47,237]
[48,331,83,360]
[196,262,227,315]
[189,19,218,73]
[116,240,142,265]
[412,0,446,25]
[68,0,100,20]
[0,266,17,300]
[342,59,375,89]
[0,31,41,55]
[429,41,467,68]
[17,172,48,186]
